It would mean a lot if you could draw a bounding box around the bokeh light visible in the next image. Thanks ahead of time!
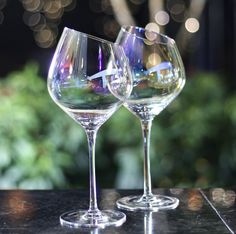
[211,188,236,207]
[148,53,161,66]
[155,11,170,26]
[34,27,56,48]
[185,17,200,33]
[3,191,35,221]
[20,0,76,48]
[22,0,43,12]
[45,8,64,19]
[44,1,61,14]
[212,188,225,203]
[145,22,160,33]
[144,22,160,42]
[188,190,203,211]
[223,190,236,207]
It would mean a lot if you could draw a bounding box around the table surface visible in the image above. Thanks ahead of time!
[0,188,235,234]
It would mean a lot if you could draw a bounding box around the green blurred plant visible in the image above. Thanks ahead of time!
[0,64,235,189]
[0,64,86,189]
[107,73,236,188]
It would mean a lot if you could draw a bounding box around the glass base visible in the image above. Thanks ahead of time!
[60,210,126,228]
[116,194,179,212]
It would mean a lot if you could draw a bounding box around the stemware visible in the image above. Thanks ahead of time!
[47,27,132,228]
[116,26,186,211]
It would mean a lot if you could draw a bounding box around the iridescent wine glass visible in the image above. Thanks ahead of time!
[47,27,132,228]
[116,26,186,211]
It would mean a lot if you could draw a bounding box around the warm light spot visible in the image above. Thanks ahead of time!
[45,8,64,19]
[212,188,225,203]
[37,38,55,48]
[44,1,62,14]
[148,53,161,66]
[43,1,52,12]
[20,0,76,49]
[35,29,52,43]
[223,190,236,207]
[34,28,55,48]
[145,22,160,33]
[155,11,170,26]
[22,0,42,12]
[145,23,159,41]
[211,188,236,207]
[3,191,35,221]
[185,18,200,33]
[188,190,203,211]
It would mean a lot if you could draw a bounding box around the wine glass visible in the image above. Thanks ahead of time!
[47,27,132,228]
[115,26,186,211]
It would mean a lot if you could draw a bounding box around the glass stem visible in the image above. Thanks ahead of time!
[141,119,153,198]
[86,129,100,215]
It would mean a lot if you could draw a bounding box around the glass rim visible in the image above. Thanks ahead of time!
[63,27,121,47]
[121,25,176,45]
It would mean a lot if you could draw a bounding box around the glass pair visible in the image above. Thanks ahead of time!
[47,26,186,228]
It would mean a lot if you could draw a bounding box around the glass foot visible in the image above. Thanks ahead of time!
[116,194,179,212]
[60,210,126,228]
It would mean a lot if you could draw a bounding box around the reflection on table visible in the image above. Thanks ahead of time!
[0,188,234,233]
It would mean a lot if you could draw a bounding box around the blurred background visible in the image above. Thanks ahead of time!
[0,0,235,189]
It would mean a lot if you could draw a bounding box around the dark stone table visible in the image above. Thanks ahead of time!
[0,188,235,233]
